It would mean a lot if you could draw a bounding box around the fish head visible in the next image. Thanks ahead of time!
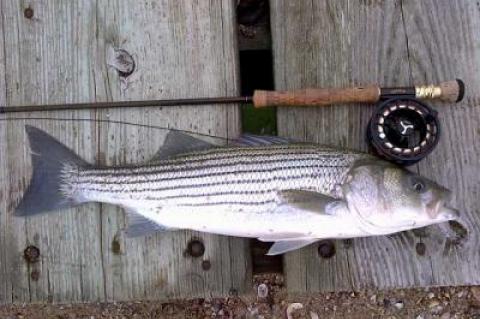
[342,161,458,234]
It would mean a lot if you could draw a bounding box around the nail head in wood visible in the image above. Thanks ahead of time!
[186,239,205,258]
[24,7,34,19]
[317,240,336,259]
[415,242,426,256]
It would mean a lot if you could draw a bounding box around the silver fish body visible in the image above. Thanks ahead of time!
[16,127,459,255]
[69,145,365,212]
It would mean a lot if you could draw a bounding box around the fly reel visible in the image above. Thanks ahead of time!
[367,97,440,166]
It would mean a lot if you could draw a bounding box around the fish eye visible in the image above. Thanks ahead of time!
[411,179,426,192]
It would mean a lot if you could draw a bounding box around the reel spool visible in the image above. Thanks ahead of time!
[367,97,440,166]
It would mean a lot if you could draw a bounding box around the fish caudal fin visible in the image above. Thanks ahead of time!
[15,126,90,216]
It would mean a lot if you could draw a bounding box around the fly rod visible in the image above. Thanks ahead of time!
[0,79,464,113]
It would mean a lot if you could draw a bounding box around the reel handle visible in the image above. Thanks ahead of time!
[253,79,464,108]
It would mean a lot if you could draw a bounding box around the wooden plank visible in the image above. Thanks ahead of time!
[0,3,8,303]
[270,0,480,292]
[0,0,248,303]
[0,0,104,303]
[401,0,480,286]
[94,0,248,300]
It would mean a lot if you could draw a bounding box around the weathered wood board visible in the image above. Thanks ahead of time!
[0,0,249,304]
[270,0,480,292]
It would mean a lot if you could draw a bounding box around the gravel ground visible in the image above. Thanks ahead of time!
[1,274,480,318]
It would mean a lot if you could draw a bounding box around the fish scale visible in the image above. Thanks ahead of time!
[66,145,366,210]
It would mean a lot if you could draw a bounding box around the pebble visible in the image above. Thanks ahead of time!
[427,292,435,299]
[470,287,480,303]
[394,301,404,310]
[431,305,444,315]
[440,312,451,319]
[257,284,269,299]
[286,303,303,319]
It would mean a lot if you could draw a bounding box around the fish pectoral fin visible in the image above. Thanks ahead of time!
[277,190,347,216]
[150,131,217,162]
[124,208,175,238]
[266,239,318,255]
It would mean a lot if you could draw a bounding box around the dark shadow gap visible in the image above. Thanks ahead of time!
[237,0,281,274]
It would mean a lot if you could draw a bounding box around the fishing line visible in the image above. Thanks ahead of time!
[0,116,232,143]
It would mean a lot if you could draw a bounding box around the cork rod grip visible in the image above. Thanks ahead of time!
[253,86,380,108]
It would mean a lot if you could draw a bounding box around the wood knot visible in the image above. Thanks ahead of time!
[109,48,135,78]
[111,238,121,255]
[30,270,40,281]
[201,260,211,271]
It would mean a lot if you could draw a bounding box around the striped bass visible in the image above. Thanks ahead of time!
[15,126,458,255]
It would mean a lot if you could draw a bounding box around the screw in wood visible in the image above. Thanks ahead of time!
[415,242,426,256]
[186,239,205,258]
[24,7,34,19]
[317,240,336,259]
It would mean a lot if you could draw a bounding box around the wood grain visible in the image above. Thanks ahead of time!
[270,0,479,292]
[0,0,103,303]
[0,0,248,303]
[401,0,480,287]
[94,0,247,301]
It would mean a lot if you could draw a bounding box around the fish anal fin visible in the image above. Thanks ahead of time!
[266,239,318,255]
[150,131,216,162]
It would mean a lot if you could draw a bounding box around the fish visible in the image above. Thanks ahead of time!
[15,125,459,255]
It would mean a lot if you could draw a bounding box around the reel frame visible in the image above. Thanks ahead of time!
[367,97,440,166]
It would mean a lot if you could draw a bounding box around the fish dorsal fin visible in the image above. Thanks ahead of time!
[266,239,318,255]
[277,190,346,216]
[124,208,174,237]
[230,134,294,147]
[150,131,216,162]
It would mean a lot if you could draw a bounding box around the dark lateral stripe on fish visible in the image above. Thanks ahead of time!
[74,173,322,195]
[79,151,348,178]
[78,147,352,177]
[75,155,352,184]
[175,200,277,207]
[74,157,350,185]
[143,187,318,202]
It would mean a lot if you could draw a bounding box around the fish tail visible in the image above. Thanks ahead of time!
[15,126,90,216]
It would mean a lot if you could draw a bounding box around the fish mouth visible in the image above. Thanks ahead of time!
[436,205,460,221]
[427,198,459,221]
